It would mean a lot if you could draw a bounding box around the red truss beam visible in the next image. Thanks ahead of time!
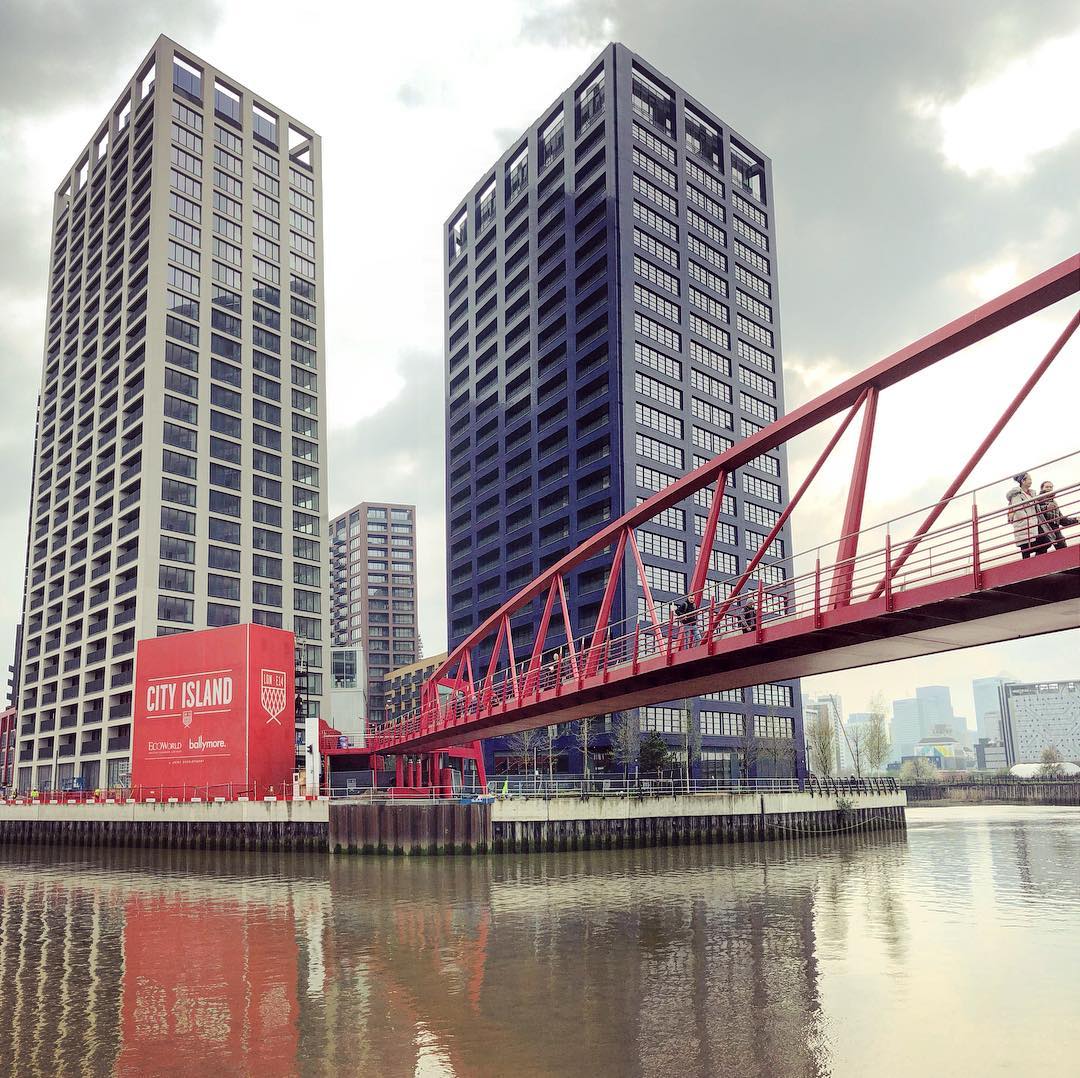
[829,386,879,609]
[711,390,869,626]
[556,575,579,678]
[689,466,728,604]
[426,254,1079,695]
[586,528,628,675]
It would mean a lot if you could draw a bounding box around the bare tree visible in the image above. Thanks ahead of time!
[505,726,542,776]
[864,698,892,774]
[1038,745,1065,779]
[541,724,560,786]
[573,716,597,778]
[611,710,641,780]
[849,724,868,779]
[761,735,797,779]
[806,711,836,778]
[734,715,761,785]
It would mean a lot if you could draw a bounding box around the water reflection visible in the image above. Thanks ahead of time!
[1,807,1078,1077]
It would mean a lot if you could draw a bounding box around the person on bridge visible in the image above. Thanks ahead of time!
[1036,480,1076,550]
[673,596,698,646]
[545,647,564,689]
[1006,472,1052,558]
[738,594,758,634]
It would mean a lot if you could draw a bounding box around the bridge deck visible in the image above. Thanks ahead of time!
[386,547,1078,751]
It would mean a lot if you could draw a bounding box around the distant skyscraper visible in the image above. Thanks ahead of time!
[442,42,801,778]
[973,676,1015,742]
[891,698,924,760]
[329,502,419,723]
[916,685,955,732]
[14,37,329,793]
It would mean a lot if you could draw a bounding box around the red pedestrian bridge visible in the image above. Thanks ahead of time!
[337,254,1079,762]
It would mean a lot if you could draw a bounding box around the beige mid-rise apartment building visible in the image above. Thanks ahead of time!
[14,36,330,792]
[330,502,420,723]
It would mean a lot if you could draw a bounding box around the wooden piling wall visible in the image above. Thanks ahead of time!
[328,801,493,854]
[904,780,1080,806]
[0,801,328,852]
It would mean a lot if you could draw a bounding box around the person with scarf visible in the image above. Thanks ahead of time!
[1006,472,1051,558]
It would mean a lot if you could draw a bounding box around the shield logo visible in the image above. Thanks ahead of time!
[261,669,287,724]
[182,710,193,728]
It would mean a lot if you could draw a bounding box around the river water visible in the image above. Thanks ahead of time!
[0,805,1077,1077]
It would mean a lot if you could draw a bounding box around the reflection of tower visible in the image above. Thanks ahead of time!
[0,861,124,1076]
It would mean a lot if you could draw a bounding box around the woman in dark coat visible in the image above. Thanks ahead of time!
[1036,480,1076,550]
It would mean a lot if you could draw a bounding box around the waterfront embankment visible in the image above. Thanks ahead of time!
[904,780,1080,806]
[0,788,906,853]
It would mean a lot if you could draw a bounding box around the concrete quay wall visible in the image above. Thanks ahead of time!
[0,799,329,852]
[0,791,906,855]
[489,790,907,854]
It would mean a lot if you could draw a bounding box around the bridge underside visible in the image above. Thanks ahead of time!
[396,549,1079,751]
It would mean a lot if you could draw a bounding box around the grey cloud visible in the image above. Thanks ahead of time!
[0,0,219,117]
[396,83,426,107]
[327,349,448,650]
[541,0,1080,376]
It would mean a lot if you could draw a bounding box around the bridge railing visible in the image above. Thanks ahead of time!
[393,463,1080,740]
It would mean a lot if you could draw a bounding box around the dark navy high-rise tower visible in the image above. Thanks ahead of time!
[443,43,803,778]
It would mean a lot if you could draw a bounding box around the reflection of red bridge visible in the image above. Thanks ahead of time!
[325,255,1079,776]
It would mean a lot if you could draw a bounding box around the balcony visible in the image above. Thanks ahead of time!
[107,734,130,752]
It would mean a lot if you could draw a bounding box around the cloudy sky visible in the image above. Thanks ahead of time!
[1,0,1077,730]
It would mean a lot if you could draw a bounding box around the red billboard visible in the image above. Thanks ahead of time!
[131,623,295,794]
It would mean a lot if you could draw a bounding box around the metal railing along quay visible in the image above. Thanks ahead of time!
[323,775,899,804]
